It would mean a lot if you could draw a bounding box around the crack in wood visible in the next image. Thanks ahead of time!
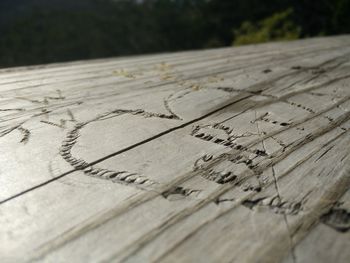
[217,86,274,98]
[262,68,273,74]
[161,186,201,201]
[214,197,235,205]
[271,165,297,262]
[321,208,350,233]
[314,145,335,163]
[0,108,25,112]
[0,124,23,138]
[242,195,309,216]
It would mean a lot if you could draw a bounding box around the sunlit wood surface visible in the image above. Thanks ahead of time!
[1,36,350,263]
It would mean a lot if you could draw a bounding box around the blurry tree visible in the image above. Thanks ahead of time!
[0,0,349,68]
[233,8,300,45]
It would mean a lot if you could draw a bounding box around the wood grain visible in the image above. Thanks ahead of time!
[0,36,349,263]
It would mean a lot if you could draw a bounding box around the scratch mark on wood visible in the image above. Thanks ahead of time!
[18,126,30,144]
[59,105,182,189]
[67,109,76,122]
[191,123,264,155]
[251,112,291,127]
[203,169,237,184]
[45,90,65,100]
[16,97,45,104]
[163,95,182,120]
[60,123,157,188]
[40,120,65,129]
[286,100,316,114]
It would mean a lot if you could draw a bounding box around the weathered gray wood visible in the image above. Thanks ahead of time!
[0,36,350,263]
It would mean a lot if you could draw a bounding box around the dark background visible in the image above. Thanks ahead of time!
[0,0,349,68]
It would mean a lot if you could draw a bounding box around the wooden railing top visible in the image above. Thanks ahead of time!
[1,35,350,263]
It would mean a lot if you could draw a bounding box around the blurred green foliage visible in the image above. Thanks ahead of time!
[0,0,349,68]
[234,9,300,45]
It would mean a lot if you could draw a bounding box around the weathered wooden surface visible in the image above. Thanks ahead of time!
[1,36,350,263]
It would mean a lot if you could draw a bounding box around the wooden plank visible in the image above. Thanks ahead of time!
[282,186,350,263]
[0,36,350,263]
